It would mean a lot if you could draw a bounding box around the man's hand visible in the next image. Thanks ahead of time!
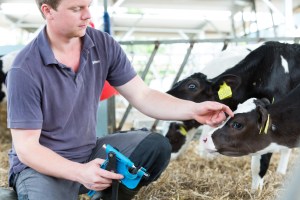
[193,101,234,127]
[78,158,124,191]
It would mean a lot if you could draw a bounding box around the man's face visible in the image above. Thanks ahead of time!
[48,0,92,38]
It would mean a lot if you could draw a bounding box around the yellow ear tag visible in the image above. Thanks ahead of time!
[263,114,270,134]
[259,126,263,134]
[259,114,270,134]
[179,126,187,136]
[218,82,232,100]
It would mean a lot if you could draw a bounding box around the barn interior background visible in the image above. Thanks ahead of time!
[1,0,300,199]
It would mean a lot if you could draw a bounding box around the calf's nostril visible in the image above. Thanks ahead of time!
[203,138,208,143]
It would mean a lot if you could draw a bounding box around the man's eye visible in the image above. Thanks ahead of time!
[71,7,81,12]
[231,122,243,130]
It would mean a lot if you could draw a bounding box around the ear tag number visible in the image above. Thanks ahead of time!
[218,82,232,100]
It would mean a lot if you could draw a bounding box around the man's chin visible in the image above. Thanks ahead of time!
[74,29,87,38]
[78,30,87,37]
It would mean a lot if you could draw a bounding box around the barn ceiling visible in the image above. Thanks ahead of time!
[0,0,300,41]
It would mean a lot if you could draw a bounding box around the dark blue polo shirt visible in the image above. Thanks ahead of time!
[6,26,136,180]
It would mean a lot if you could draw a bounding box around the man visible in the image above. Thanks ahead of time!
[6,0,234,199]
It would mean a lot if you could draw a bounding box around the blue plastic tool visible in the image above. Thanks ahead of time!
[87,144,149,197]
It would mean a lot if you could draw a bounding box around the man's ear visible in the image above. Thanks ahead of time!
[41,4,53,19]
[256,105,271,134]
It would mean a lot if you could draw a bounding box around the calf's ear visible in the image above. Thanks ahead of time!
[256,105,271,134]
[213,74,242,91]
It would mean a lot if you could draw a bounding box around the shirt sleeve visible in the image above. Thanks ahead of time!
[105,35,137,86]
[6,68,43,129]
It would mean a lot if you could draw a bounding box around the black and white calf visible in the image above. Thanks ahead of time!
[165,45,254,159]
[167,41,300,190]
[167,41,300,111]
[0,51,19,103]
[203,83,300,190]
[164,121,199,160]
[0,59,5,102]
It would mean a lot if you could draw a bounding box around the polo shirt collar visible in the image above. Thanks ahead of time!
[82,27,95,52]
[37,26,95,66]
[37,26,57,66]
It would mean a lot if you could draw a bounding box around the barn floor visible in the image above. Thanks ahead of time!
[1,102,299,200]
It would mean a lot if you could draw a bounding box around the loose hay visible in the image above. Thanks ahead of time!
[0,102,10,144]
[1,102,299,199]
[134,141,298,200]
[0,102,10,188]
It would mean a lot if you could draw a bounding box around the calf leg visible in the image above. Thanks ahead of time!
[251,153,272,191]
[276,148,291,174]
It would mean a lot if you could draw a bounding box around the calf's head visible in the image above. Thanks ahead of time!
[166,72,242,128]
[167,72,242,108]
[165,122,188,153]
[203,98,274,157]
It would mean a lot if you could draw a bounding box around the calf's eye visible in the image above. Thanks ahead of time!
[188,84,196,89]
[231,121,243,130]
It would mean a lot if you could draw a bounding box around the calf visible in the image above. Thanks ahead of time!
[203,84,300,190]
[0,51,19,103]
[166,45,254,158]
[167,41,300,110]
[167,41,300,190]
[0,59,5,102]
[164,121,198,160]
[165,122,187,153]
